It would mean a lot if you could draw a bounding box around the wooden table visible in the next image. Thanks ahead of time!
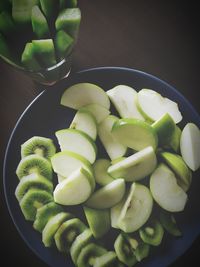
[1,0,200,266]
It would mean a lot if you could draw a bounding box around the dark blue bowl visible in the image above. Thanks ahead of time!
[3,67,200,267]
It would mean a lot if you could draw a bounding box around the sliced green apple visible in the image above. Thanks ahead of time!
[93,159,114,186]
[167,125,181,152]
[98,115,127,160]
[112,118,158,151]
[54,168,93,205]
[55,129,97,164]
[70,109,97,140]
[110,195,127,229]
[107,85,144,120]
[150,164,188,212]
[118,183,153,233]
[137,89,182,123]
[81,103,110,124]
[60,83,110,110]
[51,150,93,178]
[108,146,157,182]
[180,123,200,171]
[160,152,192,191]
[57,174,66,183]
[85,179,125,209]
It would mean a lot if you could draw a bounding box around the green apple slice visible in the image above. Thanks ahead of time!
[57,174,66,183]
[70,109,97,140]
[160,152,192,191]
[54,168,93,205]
[137,89,182,123]
[83,206,110,238]
[81,103,110,124]
[150,164,188,212]
[51,150,93,178]
[98,115,127,160]
[110,195,127,229]
[180,123,200,171]
[60,83,110,110]
[93,159,114,186]
[56,129,97,164]
[167,125,181,152]
[85,179,125,209]
[152,113,175,145]
[108,146,157,182]
[107,85,144,120]
[118,183,153,233]
[112,118,158,151]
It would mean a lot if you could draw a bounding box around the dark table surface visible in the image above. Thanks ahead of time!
[1,0,200,266]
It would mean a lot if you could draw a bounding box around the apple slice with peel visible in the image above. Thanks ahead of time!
[57,174,66,183]
[165,125,181,152]
[70,109,97,140]
[118,183,153,233]
[160,152,192,191]
[81,104,110,124]
[93,159,114,186]
[150,164,188,212]
[54,168,93,205]
[51,151,93,179]
[98,115,127,160]
[112,118,158,151]
[110,195,127,229]
[61,83,110,110]
[85,179,125,209]
[137,89,182,123]
[56,129,97,164]
[108,146,157,181]
[106,85,144,120]
[180,123,200,171]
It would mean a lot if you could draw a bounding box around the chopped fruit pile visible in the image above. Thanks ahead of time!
[15,83,200,266]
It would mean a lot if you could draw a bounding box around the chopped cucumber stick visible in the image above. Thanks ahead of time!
[31,5,50,38]
[150,164,188,212]
[112,118,158,151]
[12,0,39,23]
[55,30,74,58]
[61,83,110,110]
[84,207,111,239]
[93,159,114,186]
[98,116,127,160]
[159,211,182,237]
[56,8,81,38]
[0,34,11,58]
[32,39,56,67]
[21,42,41,71]
[108,146,157,182]
[0,11,15,35]
[40,0,59,19]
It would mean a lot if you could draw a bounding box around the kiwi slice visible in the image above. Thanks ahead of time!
[16,154,53,180]
[33,202,63,232]
[114,234,137,267]
[42,212,73,247]
[19,188,53,221]
[21,136,56,160]
[15,173,53,201]
[70,229,93,264]
[54,218,87,253]
[139,219,164,246]
[159,211,182,237]
[94,251,117,267]
[77,243,107,267]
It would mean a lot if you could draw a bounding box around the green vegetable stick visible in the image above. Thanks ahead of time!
[55,8,81,39]
[55,30,74,58]
[40,0,59,19]
[31,5,50,38]
[0,11,15,36]
[21,42,41,71]
[12,0,39,24]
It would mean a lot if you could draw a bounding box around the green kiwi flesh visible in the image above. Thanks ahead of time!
[160,211,182,237]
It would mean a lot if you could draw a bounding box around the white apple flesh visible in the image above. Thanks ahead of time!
[81,103,110,124]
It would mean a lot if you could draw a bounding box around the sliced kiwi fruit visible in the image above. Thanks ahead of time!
[42,212,73,247]
[94,251,117,267]
[15,173,53,202]
[54,218,87,253]
[77,243,107,267]
[70,229,93,264]
[139,219,164,246]
[21,136,56,160]
[19,188,53,221]
[33,202,63,232]
[114,233,137,267]
[159,211,182,237]
[16,154,53,180]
